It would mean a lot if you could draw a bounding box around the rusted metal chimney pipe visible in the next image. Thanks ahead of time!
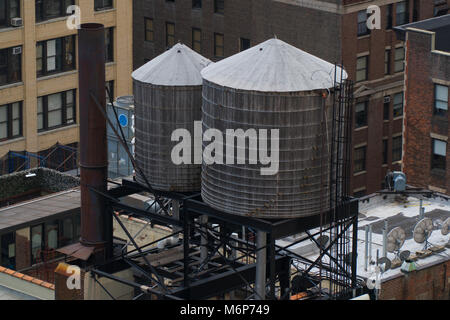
[78,23,111,260]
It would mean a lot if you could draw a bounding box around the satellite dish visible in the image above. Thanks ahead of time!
[413,218,433,244]
[377,257,391,272]
[441,217,450,236]
[399,250,410,261]
[387,227,406,253]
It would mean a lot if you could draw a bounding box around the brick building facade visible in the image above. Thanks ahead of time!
[132,0,449,196]
[395,16,450,194]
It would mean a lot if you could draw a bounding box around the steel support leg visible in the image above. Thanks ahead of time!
[255,231,267,300]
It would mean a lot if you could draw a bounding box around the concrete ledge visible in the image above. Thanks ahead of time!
[0,266,54,300]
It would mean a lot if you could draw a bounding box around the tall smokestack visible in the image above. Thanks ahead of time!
[78,23,111,260]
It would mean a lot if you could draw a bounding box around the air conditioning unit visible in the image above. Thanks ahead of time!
[384,96,391,104]
[12,47,22,55]
[10,17,23,27]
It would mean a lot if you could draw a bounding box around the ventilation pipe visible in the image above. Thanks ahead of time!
[78,23,111,261]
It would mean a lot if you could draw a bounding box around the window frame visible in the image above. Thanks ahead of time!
[192,0,202,9]
[354,146,367,174]
[36,36,76,78]
[240,38,251,52]
[0,0,20,29]
[105,27,114,63]
[382,139,388,165]
[214,0,224,14]
[356,55,368,83]
[385,49,391,75]
[144,18,154,42]
[392,135,403,162]
[431,138,447,171]
[434,84,448,117]
[0,101,23,142]
[37,89,77,132]
[0,46,22,86]
[386,4,393,30]
[395,1,409,26]
[393,92,404,118]
[192,28,202,53]
[166,22,175,48]
[355,101,368,129]
[394,47,405,73]
[357,10,370,37]
[214,33,224,58]
[94,0,113,11]
[35,0,74,23]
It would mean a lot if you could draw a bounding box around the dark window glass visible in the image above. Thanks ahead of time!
[36,36,75,77]
[0,46,22,86]
[35,0,74,22]
[354,146,366,173]
[432,138,446,171]
[106,80,114,102]
[385,49,391,75]
[392,136,402,162]
[94,0,113,11]
[386,4,393,29]
[37,89,76,132]
[396,1,409,26]
[383,97,390,120]
[192,0,201,9]
[412,0,419,22]
[356,56,368,82]
[105,27,114,62]
[355,102,368,128]
[214,0,224,14]
[214,33,224,57]
[354,189,366,198]
[434,84,448,117]
[393,92,403,117]
[357,10,370,36]
[192,28,201,53]
[0,232,16,270]
[0,101,22,142]
[240,38,251,51]
[382,139,388,164]
[60,217,74,247]
[145,18,154,42]
[166,22,175,48]
[0,0,20,28]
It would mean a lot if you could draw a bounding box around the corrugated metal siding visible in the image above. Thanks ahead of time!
[201,80,334,218]
[134,80,202,192]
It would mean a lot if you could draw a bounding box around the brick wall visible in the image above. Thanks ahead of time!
[380,260,450,300]
[403,28,450,194]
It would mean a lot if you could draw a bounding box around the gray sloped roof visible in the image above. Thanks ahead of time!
[201,38,347,92]
[132,43,212,86]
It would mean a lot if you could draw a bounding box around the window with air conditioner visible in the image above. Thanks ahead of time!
[0,46,22,86]
[0,0,20,29]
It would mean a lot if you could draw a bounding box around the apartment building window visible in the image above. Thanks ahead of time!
[192,0,202,9]
[354,146,367,173]
[383,96,390,120]
[240,38,251,52]
[392,135,402,162]
[31,224,44,265]
[396,1,409,26]
[382,139,388,165]
[214,0,224,14]
[37,89,76,132]
[192,28,202,53]
[0,232,16,270]
[386,4,393,30]
[355,101,368,128]
[0,102,22,142]
[214,33,224,57]
[0,0,20,29]
[36,36,75,77]
[166,22,175,48]
[432,138,447,171]
[357,10,370,36]
[385,49,391,75]
[394,47,405,72]
[145,18,154,42]
[94,0,113,11]
[393,92,403,117]
[105,27,114,62]
[0,46,22,86]
[356,56,368,82]
[412,0,419,22]
[434,84,448,117]
[35,0,74,23]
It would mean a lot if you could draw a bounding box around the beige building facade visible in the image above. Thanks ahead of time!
[0,0,133,160]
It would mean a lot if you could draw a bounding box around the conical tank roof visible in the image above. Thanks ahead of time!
[132,43,212,86]
[201,38,347,92]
